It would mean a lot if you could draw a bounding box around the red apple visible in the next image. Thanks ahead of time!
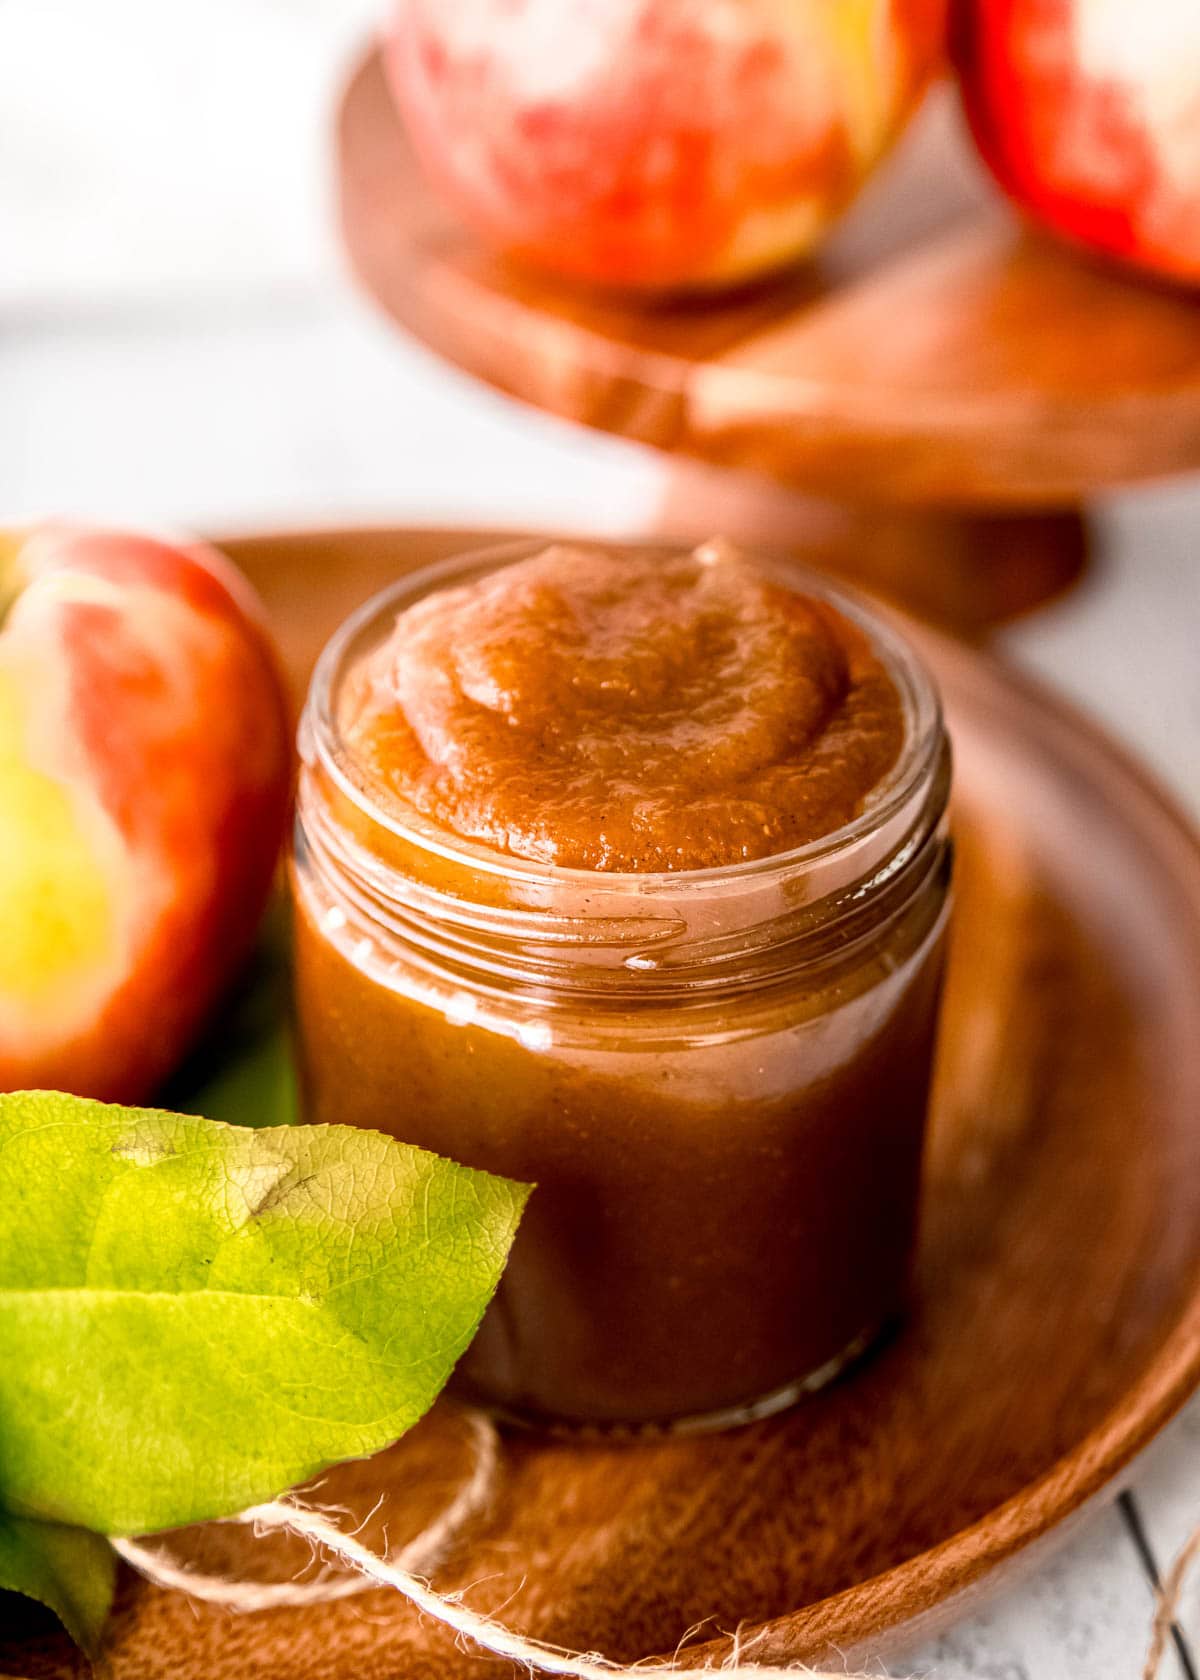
[384,0,947,292]
[954,0,1200,284]
[0,524,291,1102]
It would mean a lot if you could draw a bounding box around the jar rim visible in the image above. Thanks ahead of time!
[301,537,945,903]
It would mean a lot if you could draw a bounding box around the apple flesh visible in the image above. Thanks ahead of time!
[385,0,947,292]
[954,0,1200,284]
[0,525,291,1102]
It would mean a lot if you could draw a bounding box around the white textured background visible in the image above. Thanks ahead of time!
[3,4,1199,1676]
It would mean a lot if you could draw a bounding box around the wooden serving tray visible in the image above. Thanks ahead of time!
[337,50,1200,508]
[8,526,1200,1678]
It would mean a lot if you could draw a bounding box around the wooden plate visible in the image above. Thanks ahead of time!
[337,50,1200,508]
[8,526,1200,1678]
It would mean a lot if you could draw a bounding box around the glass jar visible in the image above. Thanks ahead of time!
[292,542,952,1433]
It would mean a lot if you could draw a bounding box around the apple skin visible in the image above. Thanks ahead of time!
[953,0,1200,284]
[384,0,947,292]
[0,525,291,1102]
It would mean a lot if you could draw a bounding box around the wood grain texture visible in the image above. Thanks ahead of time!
[337,52,1200,509]
[6,526,1200,1678]
[646,460,1089,635]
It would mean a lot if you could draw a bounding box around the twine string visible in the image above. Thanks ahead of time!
[113,1411,498,1612]
[118,1416,1200,1680]
[236,1495,859,1678]
[114,1411,866,1678]
[1142,1517,1200,1680]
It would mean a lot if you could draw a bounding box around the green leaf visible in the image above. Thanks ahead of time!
[0,1513,115,1656]
[185,1008,297,1130]
[162,903,297,1130]
[0,1091,529,1538]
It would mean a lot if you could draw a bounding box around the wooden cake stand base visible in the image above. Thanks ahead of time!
[335,52,1200,631]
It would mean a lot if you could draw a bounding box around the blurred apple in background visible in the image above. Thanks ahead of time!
[384,0,947,293]
[954,0,1200,285]
[0,526,290,1101]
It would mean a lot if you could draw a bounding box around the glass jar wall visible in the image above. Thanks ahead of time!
[292,542,952,1431]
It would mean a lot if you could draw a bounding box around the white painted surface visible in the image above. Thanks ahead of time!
[0,299,667,536]
[1003,482,1200,823]
[3,3,1199,1675]
[895,1502,1187,1680]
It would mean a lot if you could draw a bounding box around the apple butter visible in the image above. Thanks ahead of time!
[293,540,952,1430]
